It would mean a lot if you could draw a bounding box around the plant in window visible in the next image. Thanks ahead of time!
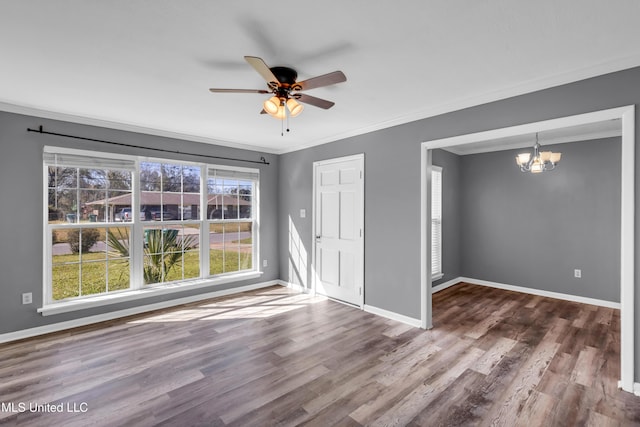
[107,228,197,284]
[67,228,100,254]
[107,228,130,257]
[48,205,63,221]
[52,229,60,245]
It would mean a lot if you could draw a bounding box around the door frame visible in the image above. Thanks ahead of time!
[311,153,365,309]
[420,105,635,393]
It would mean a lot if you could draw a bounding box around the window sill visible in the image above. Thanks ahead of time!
[431,273,444,282]
[38,271,263,316]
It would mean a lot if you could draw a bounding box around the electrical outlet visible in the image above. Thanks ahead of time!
[574,269,582,278]
[263,259,268,268]
[22,292,32,305]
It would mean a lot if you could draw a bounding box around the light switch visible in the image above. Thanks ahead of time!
[300,209,306,218]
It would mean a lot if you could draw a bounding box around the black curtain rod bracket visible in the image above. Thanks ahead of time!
[27,125,270,165]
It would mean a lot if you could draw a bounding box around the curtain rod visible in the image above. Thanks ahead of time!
[27,125,270,165]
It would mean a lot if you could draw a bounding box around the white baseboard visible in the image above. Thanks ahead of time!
[459,277,621,309]
[432,277,464,293]
[277,280,309,293]
[364,304,422,328]
[0,281,280,344]
[4,276,618,345]
[632,382,640,396]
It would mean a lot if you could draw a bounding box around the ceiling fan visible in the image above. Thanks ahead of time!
[209,56,346,121]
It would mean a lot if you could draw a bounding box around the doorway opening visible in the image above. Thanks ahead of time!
[420,106,635,392]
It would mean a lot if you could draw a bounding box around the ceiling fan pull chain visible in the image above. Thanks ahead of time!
[286,106,290,133]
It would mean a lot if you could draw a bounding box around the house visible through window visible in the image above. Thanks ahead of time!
[431,166,443,280]
[207,167,257,276]
[44,147,259,305]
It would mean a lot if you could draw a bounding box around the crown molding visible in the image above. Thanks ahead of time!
[0,101,281,155]
[278,54,640,154]
[3,54,640,156]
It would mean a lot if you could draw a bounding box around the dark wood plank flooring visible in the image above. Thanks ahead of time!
[1,283,639,426]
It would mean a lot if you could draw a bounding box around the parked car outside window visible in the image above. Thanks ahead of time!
[115,208,145,222]
[149,210,176,221]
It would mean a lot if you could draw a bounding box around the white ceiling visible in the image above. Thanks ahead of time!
[2,1,640,154]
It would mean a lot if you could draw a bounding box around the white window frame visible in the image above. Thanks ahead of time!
[431,166,443,281]
[134,157,207,287]
[41,146,261,315]
[206,164,260,279]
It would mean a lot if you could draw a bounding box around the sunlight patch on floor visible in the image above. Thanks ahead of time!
[128,291,326,323]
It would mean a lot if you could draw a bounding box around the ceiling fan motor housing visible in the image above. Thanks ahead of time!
[268,66,302,101]
[270,66,298,85]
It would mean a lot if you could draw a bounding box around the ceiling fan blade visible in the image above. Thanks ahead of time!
[244,56,279,85]
[296,71,346,91]
[209,88,270,94]
[297,94,335,109]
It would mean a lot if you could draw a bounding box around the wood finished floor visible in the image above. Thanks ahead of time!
[1,283,640,426]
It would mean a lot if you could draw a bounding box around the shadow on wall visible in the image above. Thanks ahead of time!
[288,216,308,288]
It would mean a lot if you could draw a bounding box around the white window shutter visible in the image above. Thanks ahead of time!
[431,167,442,278]
[44,150,136,171]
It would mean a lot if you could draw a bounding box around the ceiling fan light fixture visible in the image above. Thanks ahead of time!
[270,104,287,120]
[263,96,280,115]
[286,98,304,117]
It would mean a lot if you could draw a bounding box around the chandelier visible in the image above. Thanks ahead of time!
[515,133,561,173]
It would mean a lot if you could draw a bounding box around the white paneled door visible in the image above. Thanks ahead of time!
[313,154,364,307]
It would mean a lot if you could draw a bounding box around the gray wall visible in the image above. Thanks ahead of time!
[279,126,422,317]
[0,111,279,334]
[278,66,640,377]
[460,138,621,301]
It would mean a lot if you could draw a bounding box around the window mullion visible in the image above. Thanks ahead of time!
[131,161,143,290]
[45,224,53,305]
[200,165,209,278]
[252,180,258,272]
[221,222,226,274]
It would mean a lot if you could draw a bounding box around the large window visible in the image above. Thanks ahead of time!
[431,166,443,280]
[139,161,202,285]
[46,152,136,301]
[44,147,259,305]
[207,167,257,276]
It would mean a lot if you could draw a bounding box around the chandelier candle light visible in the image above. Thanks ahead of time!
[515,133,562,173]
